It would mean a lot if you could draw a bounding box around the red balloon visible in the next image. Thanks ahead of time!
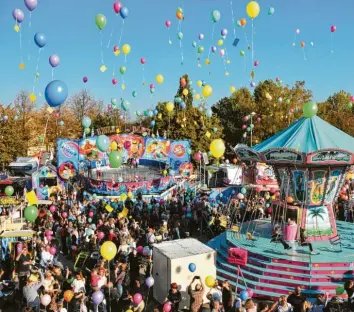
[140,58,146,64]
[88,211,94,217]
[83,77,88,83]
[330,25,336,33]
[112,78,118,85]
[113,45,119,52]
[165,20,171,27]
[113,1,122,14]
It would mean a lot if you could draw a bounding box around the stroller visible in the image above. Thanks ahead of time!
[0,280,17,310]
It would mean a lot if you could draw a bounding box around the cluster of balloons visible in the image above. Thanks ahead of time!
[176,7,184,20]
[113,1,129,19]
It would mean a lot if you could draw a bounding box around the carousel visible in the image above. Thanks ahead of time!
[209,102,354,299]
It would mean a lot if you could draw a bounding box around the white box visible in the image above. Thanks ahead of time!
[152,238,216,310]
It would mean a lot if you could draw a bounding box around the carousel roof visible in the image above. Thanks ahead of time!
[254,116,354,153]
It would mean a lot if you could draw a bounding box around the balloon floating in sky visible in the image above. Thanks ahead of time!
[113,1,122,14]
[49,54,60,67]
[202,84,213,98]
[198,33,204,40]
[240,18,247,27]
[221,29,228,36]
[83,77,88,83]
[122,44,131,55]
[156,74,164,84]
[177,32,183,40]
[268,7,275,15]
[254,60,259,67]
[165,20,171,27]
[330,25,336,33]
[120,7,129,19]
[112,78,118,85]
[45,80,68,107]
[303,101,318,118]
[211,10,221,22]
[246,1,260,19]
[24,0,38,12]
[95,14,107,30]
[296,29,300,34]
[140,58,146,64]
[13,9,24,23]
[34,33,46,48]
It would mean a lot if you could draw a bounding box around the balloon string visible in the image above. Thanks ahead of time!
[28,12,32,61]
[33,48,42,93]
[207,23,215,59]
[251,18,254,63]
[230,0,236,38]
[142,65,145,84]
[302,48,307,61]
[52,67,54,81]
[330,33,333,54]
[244,29,250,48]
[292,33,297,46]
[100,30,104,65]
[19,24,23,63]
[168,29,171,44]
[107,27,115,49]
[118,20,124,47]
[180,40,184,65]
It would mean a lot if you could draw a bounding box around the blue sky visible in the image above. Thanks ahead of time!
[0,0,353,112]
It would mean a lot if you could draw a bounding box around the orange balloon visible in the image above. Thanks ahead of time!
[300,42,305,48]
[240,18,247,27]
[176,11,183,20]
[232,158,238,164]
[286,196,294,204]
[64,290,74,302]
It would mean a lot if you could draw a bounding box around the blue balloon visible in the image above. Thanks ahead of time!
[240,187,247,195]
[150,120,156,127]
[34,32,46,48]
[240,290,249,301]
[120,6,129,19]
[144,110,149,117]
[96,135,110,152]
[188,263,196,272]
[121,100,130,111]
[180,101,186,109]
[153,109,158,116]
[148,110,154,117]
[45,80,68,107]
[201,80,206,86]
[174,97,182,103]
[59,120,64,126]
[82,116,91,128]
[206,109,213,118]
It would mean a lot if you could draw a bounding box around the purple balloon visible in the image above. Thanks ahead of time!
[146,277,155,288]
[211,46,217,53]
[83,77,88,83]
[92,291,104,305]
[24,0,38,11]
[221,28,228,36]
[198,33,204,40]
[12,9,24,23]
[49,54,60,67]
[250,82,256,88]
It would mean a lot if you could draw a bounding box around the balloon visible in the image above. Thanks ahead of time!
[62,212,67,218]
[5,186,14,196]
[121,100,130,111]
[268,7,275,15]
[120,7,129,19]
[336,286,345,295]
[163,302,172,312]
[219,49,225,57]
[300,41,305,48]
[150,88,155,94]
[97,232,105,240]
[180,101,186,109]
[132,91,138,97]
[331,25,336,33]
[348,102,353,109]
[211,10,221,23]
[45,80,68,107]
[49,205,56,213]
[192,41,197,48]
[109,151,123,168]
[198,33,204,40]
[133,293,143,304]
[122,44,131,55]
[205,276,215,288]
[188,263,196,272]
[92,291,104,305]
[95,14,107,30]
[254,60,259,67]
[296,29,300,34]
[100,241,117,261]
[246,1,260,19]
[24,205,38,222]
[217,39,223,46]
[34,33,46,48]
[211,46,217,53]
[41,294,51,306]
[12,9,24,23]
[146,277,155,288]
[82,116,91,128]
[165,20,171,27]
[113,1,122,14]
[25,0,38,12]
[206,109,213,118]
[156,74,164,84]
[59,120,64,126]
[49,247,56,255]
[303,101,318,118]
[194,153,202,161]
[14,115,19,121]
[124,141,131,150]
[163,102,174,113]
[240,18,247,27]
[202,85,213,98]
[96,135,110,152]
[221,29,228,36]
[240,290,249,301]
[112,78,118,85]
[49,54,60,67]
[230,86,236,94]
[240,50,245,56]
[197,46,204,54]
[140,58,146,64]
[182,89,189,96]
[177,32,183,40]
[210,139,225,159]
[176,11,183,20]
[64,290,74,302]
[120,66,126,74]
[83,77,88,83]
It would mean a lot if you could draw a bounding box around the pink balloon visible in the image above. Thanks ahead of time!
[108,104,112,110]
[114,45,119,52]
[88,211,94,217]
[97,232,105,240]
[133,293,143,304]
[137,246,144,254]
[163,302,172,312]
[247,289,254,298]
[330,25,336,33]
[255,187,262,193]
[45,230,53,237]
[49,247,56,255]
[275,77,280,82]
[83,77,88,83]
[49,205,56,213]
[46,235,53,242]
[140,58,146,64]
[124,141,131,150]
[41,294,51,306]
[219,49,225,56]
[237,193,244,200]
[132,160,137,165]
[112,78,118,85]
[149,84,155,89]
[194,152,202,161]
[165,20,171,28]
[62,212,68,218]
[113,1,122,14]
[244,116,249,121]
[242,125,247,130]
[254,60,259,67]
[350,95,354,102]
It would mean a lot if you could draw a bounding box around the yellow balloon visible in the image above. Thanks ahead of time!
[197,80,202,87]
[205,58,211,65]
[163,170,168,176]
[182,88,189,96]
[246,1,260,19]
[100,241,117,261]
[194,94,201,101]
[120,193,127,202]
[156,74,164,84]
[202,84,213,98]
[205,275,216,288]
[229,86,236,94]
[166,102,174,112]
[110,141,118,150]
[19,63,25,70]
[210,139,225,159]
[217,39,223,46]
[158,113,162,119]
[122,44,131,55]
[127,191,133,198]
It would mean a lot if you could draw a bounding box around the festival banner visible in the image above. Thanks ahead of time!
[142,137,170,161]
[57,139,80,180]
[168,140,191,170]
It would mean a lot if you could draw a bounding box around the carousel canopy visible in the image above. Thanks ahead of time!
[254,116,354,153]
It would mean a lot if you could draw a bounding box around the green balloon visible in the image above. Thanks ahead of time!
[176,7,183,13]
[109,151,123,168]
[177,32,183,40]
[84,127,91,134]
[5,185,14,196]
[132,91,137,97]
[24,205,38,222]
[192,41,197,48]
[120,66,126,74]
[240,50,245,56]
[197,46,204,53]
[348,102,353,109]
[336,286,344,295]
[95,14,107,30]
[211,10,221,23]
[286,99,291,105]
[303,101,318,118]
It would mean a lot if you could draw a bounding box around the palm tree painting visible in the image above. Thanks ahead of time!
[306,206,332,236]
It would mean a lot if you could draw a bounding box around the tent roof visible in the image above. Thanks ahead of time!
[254,116,354,153]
